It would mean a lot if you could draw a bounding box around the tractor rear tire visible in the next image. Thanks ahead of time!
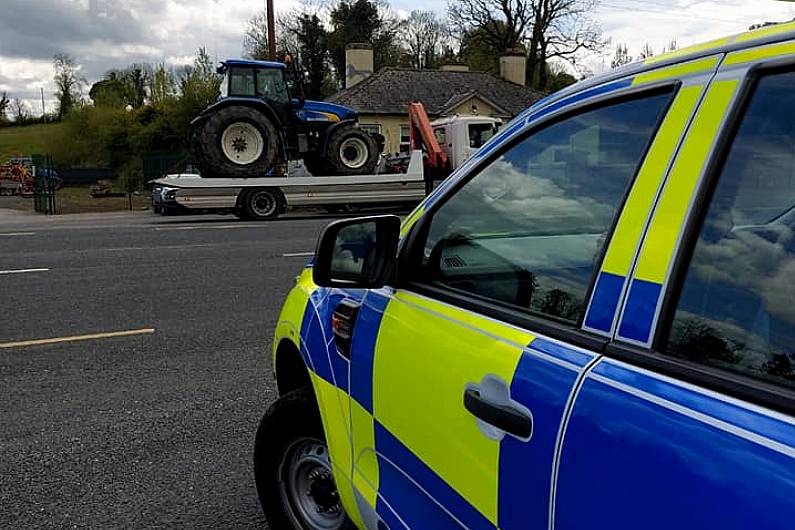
[326,126,379,176]
[192,106,279,178]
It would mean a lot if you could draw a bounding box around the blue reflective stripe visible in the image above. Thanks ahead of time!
[528,79,634,124]
[529,337,594,368]
[375,421,493,530]
[300,297,334,384]
[618,278,662,343]
[349,291,390,413]
[376,497,410,530]
[584,271,626,332]
[593,360,795,448]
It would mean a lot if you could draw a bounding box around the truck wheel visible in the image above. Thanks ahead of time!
[254,388,356,530]
[326,126,379,176]
[241,188,281,220]
[192,106,278,178]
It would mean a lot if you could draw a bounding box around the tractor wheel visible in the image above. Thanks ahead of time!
[192,106,278,178]
[302,157,328,177]
[326,126,379,176]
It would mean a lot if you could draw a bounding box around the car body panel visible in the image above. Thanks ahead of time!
[271,27,795,530]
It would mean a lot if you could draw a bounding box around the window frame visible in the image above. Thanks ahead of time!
[606,61,795,416]
[227,66,257,97]
[396,83,679,352]
[399,124,411,154]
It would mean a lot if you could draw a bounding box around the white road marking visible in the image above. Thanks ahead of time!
[282,251,314,257]
[0,268,50,275]
[153,224,261,231]
[0,232,35,237]
[0,328,156,349]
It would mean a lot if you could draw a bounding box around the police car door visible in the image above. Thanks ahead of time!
[346,80,682,529]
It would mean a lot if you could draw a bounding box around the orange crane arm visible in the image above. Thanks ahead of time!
[407,102,449,170]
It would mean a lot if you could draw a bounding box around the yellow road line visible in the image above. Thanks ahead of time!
[0,328,155,349]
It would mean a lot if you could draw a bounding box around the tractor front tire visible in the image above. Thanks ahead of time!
[326,126,379,176]
[192,106,278,178]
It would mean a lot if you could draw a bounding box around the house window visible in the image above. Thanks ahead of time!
[400,125,411,154]
[360,124,382,135]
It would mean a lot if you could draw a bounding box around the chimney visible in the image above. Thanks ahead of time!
[440,64,469,72]
[345,43,373,88]
[499,51,526,86]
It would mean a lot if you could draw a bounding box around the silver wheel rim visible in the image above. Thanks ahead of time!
[338,137,368,169]
[279,438,345,530]
[221,122,264,165]
[250,191,276,217]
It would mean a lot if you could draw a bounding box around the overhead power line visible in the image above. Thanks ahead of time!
[600,1,751,25]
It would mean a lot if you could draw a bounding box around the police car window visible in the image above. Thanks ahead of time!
[418,90,673,324]
[664,71,795,390]
[256,69,289,104]
[229,67,255,97]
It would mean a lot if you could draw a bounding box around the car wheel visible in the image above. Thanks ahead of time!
[254,388,356,530]
[326,126,379,176]
[192,106,279,178]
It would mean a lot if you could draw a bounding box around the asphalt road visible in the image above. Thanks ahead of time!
[0,209,345,528]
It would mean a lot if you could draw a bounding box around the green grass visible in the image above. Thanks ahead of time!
[0,122,66,159]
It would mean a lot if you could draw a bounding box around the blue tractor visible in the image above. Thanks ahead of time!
[190,59,383,178]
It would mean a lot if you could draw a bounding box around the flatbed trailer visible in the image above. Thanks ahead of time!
[153,150,427,220]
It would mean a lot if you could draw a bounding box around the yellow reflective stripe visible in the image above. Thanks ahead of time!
[272,268,316,363]
[351,399,379,510]
[725,40,795,66]
[400,204,425,237]
[634,80,739,284]
[309,372,364,527]
[735,20,795,43]
[394,291,535,346]
[601,85,703,277]
[632,56,720,86]
[645,37,731,65]
[373,293,526,524]
[319,111,341,122]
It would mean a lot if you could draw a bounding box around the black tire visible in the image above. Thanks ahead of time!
[326,126,379,176]
[254,388,356,530]
[241,188,282,220]
[302,157,328,177]
[191,106,279,178]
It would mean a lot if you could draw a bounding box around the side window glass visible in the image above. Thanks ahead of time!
[229,67,255,97]
[416,90,673,324]
[665,71,795,389]
[257,69,289,104]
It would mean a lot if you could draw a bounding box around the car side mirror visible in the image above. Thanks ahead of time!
[313,215,400,288]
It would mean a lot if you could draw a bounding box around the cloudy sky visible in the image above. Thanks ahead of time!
[2,0,795,115]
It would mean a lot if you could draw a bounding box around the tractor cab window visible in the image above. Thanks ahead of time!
[229,67,256,97]
[256,69,289,104]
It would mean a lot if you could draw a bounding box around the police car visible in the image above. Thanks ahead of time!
[255,22,795,530]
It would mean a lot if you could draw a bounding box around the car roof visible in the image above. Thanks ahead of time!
[223,59,286,70]
[535,21,795,115]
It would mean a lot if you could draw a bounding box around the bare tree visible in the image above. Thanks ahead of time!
[448,0,532,54]
[401,10,448,69]
[637,42,655,61]
[243,8,302,59]
[611,42,632,69]
[527,0,604,89]
[53,54,84,118]
[11,98,29,122]
[449,0,604,90]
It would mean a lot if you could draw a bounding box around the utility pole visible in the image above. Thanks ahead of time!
[266,0,276,61]
[40,87,45,120]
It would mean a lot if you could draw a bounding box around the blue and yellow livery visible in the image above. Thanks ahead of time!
[258,22,795,530]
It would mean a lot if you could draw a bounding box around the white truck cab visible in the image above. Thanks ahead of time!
[431,115,502,170]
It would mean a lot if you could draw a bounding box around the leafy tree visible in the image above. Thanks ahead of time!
[401,10,448,69]
[545,63,578,91]
[328,0,402,86]
[0,92,9,125]
[459,23,507,74]
[611,42,632,69]
[296,13,334,99]
[89,76,128,108]
[149,63,176,106]
[53,54,84,118]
